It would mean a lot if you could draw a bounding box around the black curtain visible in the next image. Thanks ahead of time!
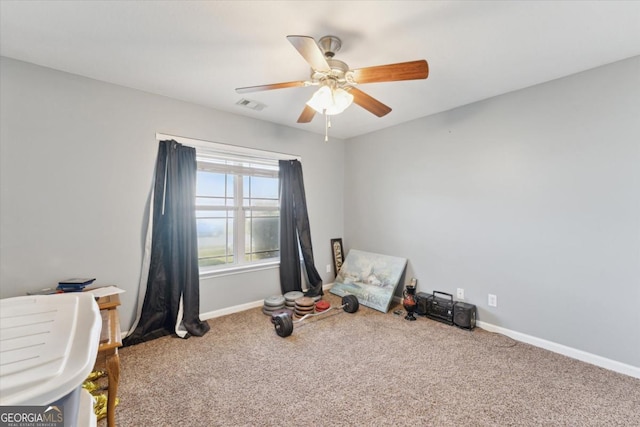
[279,159,323,296]
[124,140,210,346]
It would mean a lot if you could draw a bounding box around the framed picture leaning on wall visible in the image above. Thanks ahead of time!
[331,238,344,278]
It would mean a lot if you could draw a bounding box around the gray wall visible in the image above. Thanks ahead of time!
[2,55,638,369]
[344,56,640,367]
[0,57,344,330]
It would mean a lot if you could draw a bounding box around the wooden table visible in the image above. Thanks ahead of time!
[96,294,122,427]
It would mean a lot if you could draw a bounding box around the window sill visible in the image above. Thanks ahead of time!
[199,260,280,280]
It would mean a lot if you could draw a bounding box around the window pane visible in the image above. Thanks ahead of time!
[248,176,279,199]
[197,171,230,197]
[245,213,279,261]
[197,216,234,267]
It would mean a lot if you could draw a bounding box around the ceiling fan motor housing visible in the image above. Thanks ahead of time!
[318,35,342,58]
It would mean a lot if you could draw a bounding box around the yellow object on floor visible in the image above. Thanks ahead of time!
[86,369,107,382]
[82,380,100,393]
[93,393,119,421]
[83,370,119,419]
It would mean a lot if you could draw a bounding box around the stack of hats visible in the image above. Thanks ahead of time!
[294,297,315,319]
[262,295,286,316]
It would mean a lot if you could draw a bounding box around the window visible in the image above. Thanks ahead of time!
[195,144,284,274]
[156,133,298,275]
[196,157,279,270]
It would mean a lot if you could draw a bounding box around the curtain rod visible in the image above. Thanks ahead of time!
[155,132,301,161]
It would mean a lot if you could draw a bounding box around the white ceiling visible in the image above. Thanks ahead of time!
[1,1,639,139]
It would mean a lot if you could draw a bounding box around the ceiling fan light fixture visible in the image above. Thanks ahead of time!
[306,85,353,115]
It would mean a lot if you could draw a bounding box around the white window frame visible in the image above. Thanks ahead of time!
[155,133,300,278]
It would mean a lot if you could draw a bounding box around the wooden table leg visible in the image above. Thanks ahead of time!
[106,349,120,427]
[97,299,122,427]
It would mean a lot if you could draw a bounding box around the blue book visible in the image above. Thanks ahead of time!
[58,279,96,291]
[58,278,96,286]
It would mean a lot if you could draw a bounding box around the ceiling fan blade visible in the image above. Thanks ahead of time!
[351,60,429,84]
[286,35,331,72]
[297,105,316,123]
[349,87,392,117]
[236,81,307,94]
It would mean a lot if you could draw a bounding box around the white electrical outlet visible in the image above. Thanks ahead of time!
[456,288,464,300]
[488,294,497,307]
[326,264,332,273]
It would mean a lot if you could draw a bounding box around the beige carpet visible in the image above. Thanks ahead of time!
[107,293,640,426]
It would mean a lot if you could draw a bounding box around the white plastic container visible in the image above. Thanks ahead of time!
[78,388,97,427]
[0,292,101,426]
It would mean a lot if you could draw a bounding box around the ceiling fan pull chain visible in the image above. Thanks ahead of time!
[324,111,329,142]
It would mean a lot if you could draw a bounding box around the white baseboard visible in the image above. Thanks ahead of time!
[477,320,640,380]
[200,300,264,320]
[200,285,639,380]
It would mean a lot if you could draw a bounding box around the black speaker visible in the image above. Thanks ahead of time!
[453,302,477,330]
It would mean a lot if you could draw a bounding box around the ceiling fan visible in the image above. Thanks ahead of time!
[235,35,429,125]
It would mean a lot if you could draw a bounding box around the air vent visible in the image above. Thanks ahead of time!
[236,98,266,111]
